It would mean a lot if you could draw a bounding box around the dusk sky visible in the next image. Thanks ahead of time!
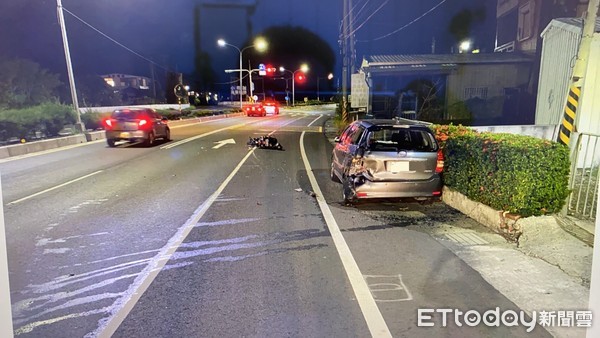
[0,0,497,85]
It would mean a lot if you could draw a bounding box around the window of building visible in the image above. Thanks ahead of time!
[464,87,488,100]
[518,2,533,41]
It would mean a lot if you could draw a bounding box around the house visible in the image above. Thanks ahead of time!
[495,0,589,53]
[356,53,533,125]
[102,73,151,90]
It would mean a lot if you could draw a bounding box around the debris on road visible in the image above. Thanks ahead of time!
[247,135,284,150]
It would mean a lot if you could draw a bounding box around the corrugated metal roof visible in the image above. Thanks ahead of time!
[542,17,600,37]
[363,53,533,68]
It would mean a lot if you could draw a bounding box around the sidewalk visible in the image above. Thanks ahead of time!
[322,116,592,338]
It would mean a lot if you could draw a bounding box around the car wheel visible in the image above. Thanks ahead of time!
[342,178,356,205]
[107,139,116,147]
[164,128,171,141]
[330,162,341,183]
[144,132,155,147]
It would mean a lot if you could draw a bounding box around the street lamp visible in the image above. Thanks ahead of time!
[218,37,268,109]
[459,40,472,53]
[280,64,309,107]
[317,73,334,101]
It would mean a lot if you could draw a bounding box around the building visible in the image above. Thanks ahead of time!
[495,0,589,53]
[535,18,600,134]
[102,74,151,90]
[356,53,533,125]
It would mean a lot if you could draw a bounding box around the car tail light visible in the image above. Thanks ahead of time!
[436,150,444,173]
[104,118,114,129]
[138,119,150,128]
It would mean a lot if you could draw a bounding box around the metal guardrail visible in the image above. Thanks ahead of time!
[568,132,600,220]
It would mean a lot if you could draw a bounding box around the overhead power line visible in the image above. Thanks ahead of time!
[346,0,389,38]
[358,0,448,42]
[62,7,173,72]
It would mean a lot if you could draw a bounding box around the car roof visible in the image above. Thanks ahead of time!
[356,118,433,130]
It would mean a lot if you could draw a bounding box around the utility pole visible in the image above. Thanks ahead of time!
[56,0,84,132]
[341,0,349,123]
[557,0,599,146]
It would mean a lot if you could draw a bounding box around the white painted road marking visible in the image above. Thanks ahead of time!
[7,170,103,206]
[300,127,392,337]
[0,140,105,164]
[212,138,236,149]
[160,116,277,150]
[364,275,413,303]
[93,114,308,338]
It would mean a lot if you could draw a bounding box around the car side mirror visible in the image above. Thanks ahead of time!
[334,137,341,143]
[356,147,365,158]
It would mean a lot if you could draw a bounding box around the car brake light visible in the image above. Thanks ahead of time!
[436,150,444,173]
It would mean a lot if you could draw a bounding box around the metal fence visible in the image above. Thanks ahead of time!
[568,132,600,220]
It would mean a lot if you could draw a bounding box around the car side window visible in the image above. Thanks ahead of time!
[339,125,353,145]
[349,126,365,145]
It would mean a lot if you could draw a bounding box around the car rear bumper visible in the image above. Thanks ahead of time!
[353,176,442,199]
[106,130,148,141]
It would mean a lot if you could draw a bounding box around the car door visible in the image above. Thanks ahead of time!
[333,123,365,177]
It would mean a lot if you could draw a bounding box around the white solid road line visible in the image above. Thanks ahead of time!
[92,114,310,338]
[0,140,105,164]
[92,149,257,338]
[7,170,104,205]
[299,130,393,337]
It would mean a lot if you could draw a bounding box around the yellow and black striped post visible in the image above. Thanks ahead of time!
[558,86,581,146]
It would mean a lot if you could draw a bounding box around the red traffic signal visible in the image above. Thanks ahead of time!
[295,73,306,83]
[265,64,276,76]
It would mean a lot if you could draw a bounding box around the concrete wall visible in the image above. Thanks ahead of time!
[0,135,87,159]
[471,124,559,140]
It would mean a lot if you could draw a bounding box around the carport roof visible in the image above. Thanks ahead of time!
[363,53,532,68]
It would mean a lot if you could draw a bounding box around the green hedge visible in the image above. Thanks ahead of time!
[442,131,570,217]
[0,103,76,139]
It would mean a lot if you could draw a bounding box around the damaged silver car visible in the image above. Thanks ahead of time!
[330,119,444,204]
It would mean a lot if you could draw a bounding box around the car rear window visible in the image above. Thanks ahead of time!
[367,127,438,152]
[112,110,143,119]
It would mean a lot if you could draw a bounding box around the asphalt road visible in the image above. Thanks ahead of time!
[1,106,551,337]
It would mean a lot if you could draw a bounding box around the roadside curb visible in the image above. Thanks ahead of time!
[0,112,246,160]
[442,186,593,285]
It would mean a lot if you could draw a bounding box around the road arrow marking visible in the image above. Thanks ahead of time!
[212,138,236,149]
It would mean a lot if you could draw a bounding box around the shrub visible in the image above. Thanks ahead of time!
[431,124,477,150]
[0,103,76,138]
[444,132,570,217]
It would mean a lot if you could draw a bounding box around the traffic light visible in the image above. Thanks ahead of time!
[295,72,306,83]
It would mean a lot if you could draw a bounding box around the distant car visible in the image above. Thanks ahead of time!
[245,103,266,117]
[263,99,280,115]
[103,108,170,147]
[331,119,443,204]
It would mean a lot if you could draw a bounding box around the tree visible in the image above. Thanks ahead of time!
[401,78,444,120]
[244,26,335,92]
[76,73,123,107]
[0,58,62,109]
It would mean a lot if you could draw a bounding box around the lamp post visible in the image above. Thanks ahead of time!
[280,64,308,107]
[317,73,334,101]
[57,0,84,132]
[218,38,267,109]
